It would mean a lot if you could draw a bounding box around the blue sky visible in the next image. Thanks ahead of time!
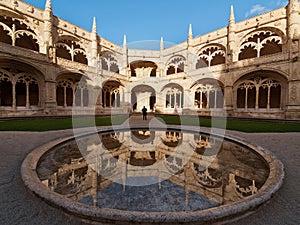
[24,0,288,46]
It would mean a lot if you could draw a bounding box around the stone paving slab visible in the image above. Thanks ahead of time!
[0,117,299,225]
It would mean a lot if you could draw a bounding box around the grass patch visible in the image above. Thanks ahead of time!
[0,115,128,131]
[156,115,300,133]
[1,115,299,132]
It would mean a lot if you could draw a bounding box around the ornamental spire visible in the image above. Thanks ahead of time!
[45,0,52,12]
[160,37,164,51]
[229,5,235,23]
[123,34,127,48]
[92,17,97,34]
[188,24,193,40]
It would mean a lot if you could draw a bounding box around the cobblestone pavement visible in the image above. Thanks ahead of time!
[0,116,299,225]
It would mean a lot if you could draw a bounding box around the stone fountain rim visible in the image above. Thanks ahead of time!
[21,125,284,224]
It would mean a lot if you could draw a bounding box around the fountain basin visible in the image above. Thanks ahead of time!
[21,126,284,224]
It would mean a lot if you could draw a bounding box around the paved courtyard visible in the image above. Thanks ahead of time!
[0,116,299,224]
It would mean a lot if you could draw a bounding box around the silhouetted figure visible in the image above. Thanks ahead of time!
[142,106,147,120]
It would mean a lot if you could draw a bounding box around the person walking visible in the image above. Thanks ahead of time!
[142,106,147,120]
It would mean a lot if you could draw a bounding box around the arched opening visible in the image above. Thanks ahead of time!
[15,33,39,52]
[130,61,157,77]
[74,52,88,65]
[166,65,176,75]
[131,85,156,111]
[56,39,88,65]
[235,71,286,111]
[0,26,12,45]
[29,82,39,106]
[196,58,208,69]
[192,79,224,109]
[239,30,283,60]
[0,16,40,52]
[56,44,72,60]
[15,75,39,108]
[239,46,257,60]
[162,83,184,109]
[0,60,43,110]
[56,74,89,108]
[99,52,119,73]
[211,53,225,66]
[166,56,185,75]
[102,80,123,108]
[260,40,282,56]
[0,73,13,106]
[196,45,226,68]
[16,81,26,106]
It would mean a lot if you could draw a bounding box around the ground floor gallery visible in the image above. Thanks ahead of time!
[0,59,298,120]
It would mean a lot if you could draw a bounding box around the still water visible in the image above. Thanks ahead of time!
[37,129,269,212]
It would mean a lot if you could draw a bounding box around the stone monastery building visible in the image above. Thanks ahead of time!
[0,0,300,120]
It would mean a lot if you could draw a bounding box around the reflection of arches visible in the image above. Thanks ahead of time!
[130,61,157,77]
[100,132,122,150]
[131,130,155,144]
[102,80,123,108]
[129,151,156,167]
[56,73,89,107]
[196,45,226,68]
[164,155,183,175]
[191,79,224,109]
[0,60,43,109]
[162,131,182,147]
[131,85,156,111]
[56,39,88,64]
[166,56,185,75]
[0,15,40,51]
[193,166,222,188]
[234,71,286,110]
[239,29,283,60]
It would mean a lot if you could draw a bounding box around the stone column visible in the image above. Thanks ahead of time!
[182,89,196,115]
[12,82,16,111]
[155,92,165,113]
[25,83,30,109]
[44,80,57,114]
[224,85,234,116]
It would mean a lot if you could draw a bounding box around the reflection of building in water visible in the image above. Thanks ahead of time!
[38,131,269,206]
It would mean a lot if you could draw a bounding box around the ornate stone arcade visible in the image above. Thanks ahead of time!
[0,0,299,120]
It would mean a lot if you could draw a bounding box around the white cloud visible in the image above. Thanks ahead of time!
[245,4,269,18]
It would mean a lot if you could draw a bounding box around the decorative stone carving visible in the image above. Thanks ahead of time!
[27,6,34,13]
[135,67,153,78]
[290,85,297,103]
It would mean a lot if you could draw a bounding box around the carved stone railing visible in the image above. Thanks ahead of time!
[0,42,47,61]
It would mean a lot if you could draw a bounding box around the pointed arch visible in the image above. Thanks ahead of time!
[166,55,185,75]
[56,37,88,65]
[191,79,224,109]
[238,28,284,60]
[129,61,157,77]
[161,83,184,109]
[234,70,287,110]
[56,73,90,107]
[0,15,40,51]
[196,44,226,68]
[99,51,119,73]
[0,59,44,109]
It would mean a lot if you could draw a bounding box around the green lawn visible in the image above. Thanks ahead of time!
[0,115,300,132]
[156,115,300,133]
[0,116,128,131]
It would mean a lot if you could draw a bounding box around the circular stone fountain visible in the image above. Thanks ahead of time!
[21,127,284,225]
